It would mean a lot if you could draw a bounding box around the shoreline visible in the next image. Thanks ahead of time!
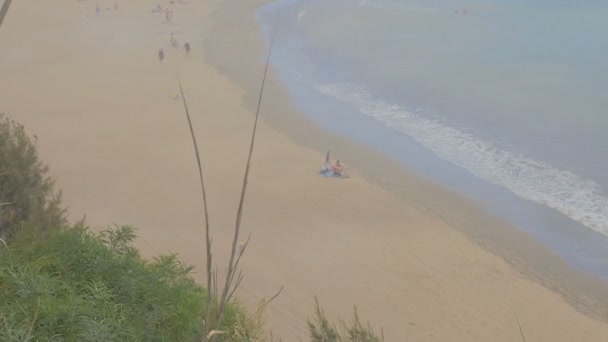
[203,0,608,320]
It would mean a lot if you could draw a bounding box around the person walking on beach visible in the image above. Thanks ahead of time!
[165,8,174,24]
[184,41,191,57]
[158,47,165,63]
[170,32,178,48]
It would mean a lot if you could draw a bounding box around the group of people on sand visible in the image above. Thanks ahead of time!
[158,38,190,62]
[154,3,191,63]
[95,1,118,14]
[152,3,174,23]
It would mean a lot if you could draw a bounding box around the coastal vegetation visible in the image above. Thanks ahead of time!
[0,224,260,341]
[0,113,382,341]
[0,114,65,241]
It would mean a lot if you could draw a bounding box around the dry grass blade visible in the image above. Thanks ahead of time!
[225,272,244,305]
[515,313,526,342]
[207,330,224,339]
[223,235,250,292]
[176,75,215,341]
[0,0,13,29]
[264,285,284,306]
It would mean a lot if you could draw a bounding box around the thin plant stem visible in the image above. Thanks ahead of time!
[176,75,214,341]
[213,12,282,334]
[515,313,527,342]
[0,0,13,30]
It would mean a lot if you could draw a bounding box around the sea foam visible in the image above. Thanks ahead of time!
[316,82,608,236]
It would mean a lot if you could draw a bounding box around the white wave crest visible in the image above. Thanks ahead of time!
[297,9,306,21]
[316,82,608,235]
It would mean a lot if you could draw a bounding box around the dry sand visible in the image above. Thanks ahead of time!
[2,0,608,341]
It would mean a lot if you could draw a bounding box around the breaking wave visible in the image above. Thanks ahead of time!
[316,82,608,236]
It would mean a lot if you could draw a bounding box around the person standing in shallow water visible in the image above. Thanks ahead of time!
[158,47,165,63]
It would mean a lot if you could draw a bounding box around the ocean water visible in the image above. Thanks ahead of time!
[257,0,608,278]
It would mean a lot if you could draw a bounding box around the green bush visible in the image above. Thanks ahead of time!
[308,297,383,342]
[0,225,256,341]
[0,113,66,240]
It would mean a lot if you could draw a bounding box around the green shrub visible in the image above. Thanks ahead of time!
[0,225,255,341]
[0,113,66,240]
[308,297,383,342]
[308,297,340,342]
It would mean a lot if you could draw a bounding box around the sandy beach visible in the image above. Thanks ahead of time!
[2,0,608,340]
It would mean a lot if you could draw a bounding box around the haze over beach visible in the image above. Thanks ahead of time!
[2,0,608,341]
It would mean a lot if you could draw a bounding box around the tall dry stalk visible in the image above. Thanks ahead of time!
[515,313,527,342]
[0,0,13,29]
[176,76,215,340]
[177,12,282,342]
[211,12,281,336]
